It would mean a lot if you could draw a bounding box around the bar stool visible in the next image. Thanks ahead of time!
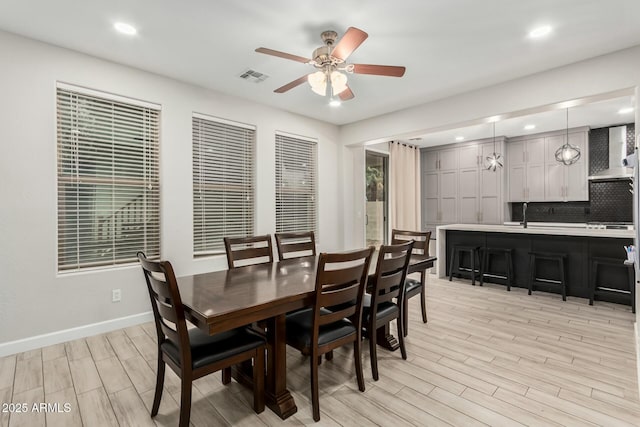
[449,245,481,285]
[590,257,636,313]
[480,248,514,291]
[528,252,567,301]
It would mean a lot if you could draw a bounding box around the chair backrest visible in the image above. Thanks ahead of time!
[138,252,191,363]
[312,247,375,339]
[274,231,317,261]
[370,241,414,314]
[391,229,431,256]
[223,235,274,269]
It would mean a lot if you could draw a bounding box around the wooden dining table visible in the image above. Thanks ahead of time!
[177,253,436,419]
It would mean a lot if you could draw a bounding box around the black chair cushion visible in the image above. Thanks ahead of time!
[161,327,265,370]
[362,293,399,323]
[404,278,422,295]
[285,308,356,351]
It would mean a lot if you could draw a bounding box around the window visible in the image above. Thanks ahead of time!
[56,86,160,272]
[275,133,318,234]
[192,114,255,255]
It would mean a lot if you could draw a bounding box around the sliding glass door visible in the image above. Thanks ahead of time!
[365,151,388,246]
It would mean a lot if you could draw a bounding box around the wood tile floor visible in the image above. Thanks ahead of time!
[2,276,639,426]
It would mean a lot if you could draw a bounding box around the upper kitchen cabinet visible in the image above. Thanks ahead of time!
[507,129,588,202]
[544,132,588,201]
[421,137,504,227]
[424,148,458,172]
[507,137,545,202]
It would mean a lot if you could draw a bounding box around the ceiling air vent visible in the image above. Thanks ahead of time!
[239,69,269,83]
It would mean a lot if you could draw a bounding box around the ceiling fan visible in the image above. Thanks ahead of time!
[255,27,406,101]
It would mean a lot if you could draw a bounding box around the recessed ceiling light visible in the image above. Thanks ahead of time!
[455,136,464,142]
[618,107,634,114]
[524,124,536,130]
[329,99,341,107]
[529,25,552,39]
[114,22,137,36]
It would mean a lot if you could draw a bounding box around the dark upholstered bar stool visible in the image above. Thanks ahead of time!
[449,245,481,285]
[480,248,514,291]
[528,252,567,301]
[590,257,636,313]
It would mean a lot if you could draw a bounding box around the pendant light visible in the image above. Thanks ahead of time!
[555,108,581,165]
[485,122,503,171]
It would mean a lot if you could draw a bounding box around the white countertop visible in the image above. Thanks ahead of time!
[437,223,635,239]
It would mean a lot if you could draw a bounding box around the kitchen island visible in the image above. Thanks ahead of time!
[436,224,634,303]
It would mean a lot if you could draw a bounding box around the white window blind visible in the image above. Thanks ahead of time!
[56,87,160,272]
[275,133,318,234]
[193,115,255,255]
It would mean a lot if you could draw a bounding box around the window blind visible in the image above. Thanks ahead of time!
[56,87,160,272]
[193,115,255,255]
[275,133,318,234]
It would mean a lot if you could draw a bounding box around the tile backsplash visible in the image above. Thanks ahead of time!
[511,124,634,223]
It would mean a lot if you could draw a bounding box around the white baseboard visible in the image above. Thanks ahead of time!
[0,311,153,358]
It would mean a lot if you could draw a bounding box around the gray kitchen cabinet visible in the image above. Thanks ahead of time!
[422,169,457,223]
[422,138,504,227]
[507,137,545,202]
[507,130,588,203]
[544,132,588,201]
[459,167,478,223]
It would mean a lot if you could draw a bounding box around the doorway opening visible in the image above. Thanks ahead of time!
[365,151,389,246]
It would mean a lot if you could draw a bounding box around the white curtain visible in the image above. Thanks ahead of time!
[389,141,421,231]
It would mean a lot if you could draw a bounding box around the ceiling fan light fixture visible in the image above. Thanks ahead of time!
[257,27,405,101]
[308,71,327,96]
[330,70,348,95]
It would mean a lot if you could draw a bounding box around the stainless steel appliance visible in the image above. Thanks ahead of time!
[588,126,633,180]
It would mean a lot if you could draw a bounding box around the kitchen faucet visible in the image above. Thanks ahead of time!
[523,202,528,228]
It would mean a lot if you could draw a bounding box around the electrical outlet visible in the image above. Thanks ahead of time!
[112,289,122,303]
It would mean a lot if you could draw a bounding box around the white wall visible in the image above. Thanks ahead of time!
[0,31,342,348]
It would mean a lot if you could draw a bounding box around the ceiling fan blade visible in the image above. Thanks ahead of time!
[338,86,355,101]
[331,27,368,61]
[274,75,310,93]
[351,64,406,77]
[255,47,311,64]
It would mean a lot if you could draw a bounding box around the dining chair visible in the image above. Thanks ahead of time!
[391,229,432,336]
[224,234,274,269]
[284,247,375,421]
[274,231,316,261]
[363,240,414,381]
[137,252,266,427]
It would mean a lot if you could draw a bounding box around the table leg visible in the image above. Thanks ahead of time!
[265,314,297,419]
[376,323,399,351]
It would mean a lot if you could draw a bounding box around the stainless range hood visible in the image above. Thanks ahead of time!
[588,126,633,180]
